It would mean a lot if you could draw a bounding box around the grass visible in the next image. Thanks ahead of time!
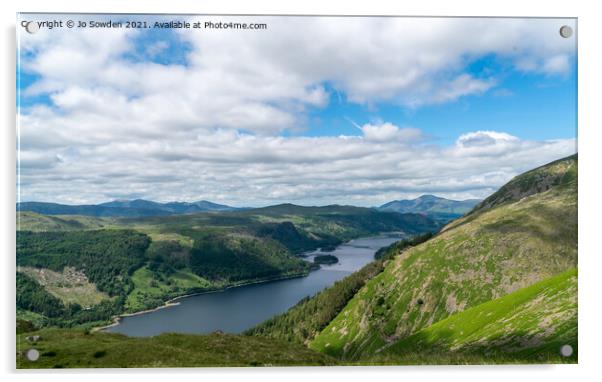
[372,269,577,364]
[144,232,194,248]
[473,154,577,212]
[309,155,577,361]
[125,266,214,312]
[17,211,117,231]
[16,329,337,368]
[15,155,578,367]
[17,310,46,329]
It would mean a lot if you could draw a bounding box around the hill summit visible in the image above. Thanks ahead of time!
[17,199,239,218]
[250,154,578,364]
[378,194,480,224]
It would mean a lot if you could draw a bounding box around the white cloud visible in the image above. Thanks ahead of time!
[543,54,571,75]
[456,131,519,148]
[16,16,577,206]
[360,123,422,142]
[18,16,577,135]
[17,124,576,206]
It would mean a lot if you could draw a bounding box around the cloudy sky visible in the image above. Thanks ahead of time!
[17,15,577,207]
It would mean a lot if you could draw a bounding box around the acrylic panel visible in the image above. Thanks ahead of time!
[16,13,577,368]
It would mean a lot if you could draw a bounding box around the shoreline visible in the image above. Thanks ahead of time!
[92,271,311,333]
[93,233,403,333]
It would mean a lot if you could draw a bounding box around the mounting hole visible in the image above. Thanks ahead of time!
[25,348,40,361]
[25,22,39,35]
[559,25,573,38]
[560,344,573,357]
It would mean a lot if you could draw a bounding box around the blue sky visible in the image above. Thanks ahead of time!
[298,56,577,143]
[18,27,578,143]
[16,15,577,206]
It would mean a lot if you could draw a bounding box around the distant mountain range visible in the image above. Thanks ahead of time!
[17,196,480,222]
[378,194,481,224]
[17,199,239,218]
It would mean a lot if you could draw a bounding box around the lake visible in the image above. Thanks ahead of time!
[104,235,400,337]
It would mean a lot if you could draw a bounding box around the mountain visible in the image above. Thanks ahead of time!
[15,155,577,366]
[472,155,578,212]
[378,195,481,224]
[17,199,239,218]
[17,201,439,327]
[252,154,578,364]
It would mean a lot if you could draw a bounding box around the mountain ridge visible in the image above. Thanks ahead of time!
[309,154,577,360]
[17,199,239,218]
[246,154,577,364]
[378,194,481,224]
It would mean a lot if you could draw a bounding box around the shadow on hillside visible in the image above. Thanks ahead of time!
[481,203,577,247]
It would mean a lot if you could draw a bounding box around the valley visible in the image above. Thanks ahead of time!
[16,154,578,367]
[17,204,437,328]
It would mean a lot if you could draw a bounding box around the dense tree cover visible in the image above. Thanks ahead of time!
[17,230,151,296]
[244,205,440,242]
[17,272,65,318]
[374,232,434,260]
[189,232,310,282]
[255,221,340,253]
[60,298,124,326]
[313,255,339,265]
[16,272,123,328]
[146,240,188,275]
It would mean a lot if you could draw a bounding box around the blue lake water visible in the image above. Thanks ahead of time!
[105,235,399,337]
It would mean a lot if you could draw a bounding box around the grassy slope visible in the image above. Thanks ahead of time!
[124,266,214,312]
[310,155,577,361]
[16,329,336,368]
[473,154,577,212]
[17,211,116,231]
[372,269,577,364]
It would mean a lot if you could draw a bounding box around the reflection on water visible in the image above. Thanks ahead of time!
[105,235,399,337]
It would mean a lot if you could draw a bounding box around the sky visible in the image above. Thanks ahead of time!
[17,15,577,207]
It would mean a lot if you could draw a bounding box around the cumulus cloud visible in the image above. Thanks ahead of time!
[16,15,577,206]
[456,131,518,149]
[17,124,576,206]
[18,16,577,134]
[360,123,422,142]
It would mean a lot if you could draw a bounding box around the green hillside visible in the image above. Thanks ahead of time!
[17,211,116,231]
[15,156,577,366]
[17,204,437,328]
[246,233,433,344]
[309,154,577,362]
[245,257,389,344]
[18,204,439,252]
[16,329,336,368]
[472,154,577,212]
[373,268,577,364]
